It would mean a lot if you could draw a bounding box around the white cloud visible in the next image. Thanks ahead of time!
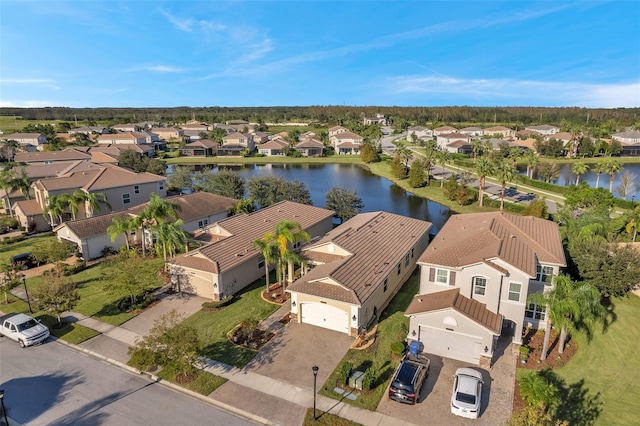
[159,8,194,32]
[387,75,640,108]
[0,78,60,90]
[126,65,188,73]
[0,99,57,108]
[235,39,274,64]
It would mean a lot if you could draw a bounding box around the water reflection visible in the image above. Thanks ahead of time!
[170,163,451,233]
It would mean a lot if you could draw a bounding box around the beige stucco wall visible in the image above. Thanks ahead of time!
[98,182,166,212]
[182,211,229,233]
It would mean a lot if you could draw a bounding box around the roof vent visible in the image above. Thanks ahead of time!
[418,298,423,303]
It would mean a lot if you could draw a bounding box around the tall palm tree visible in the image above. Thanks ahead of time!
[471,138,483,162]
[571,161,589,185]
[0,169,16,217]
[493,158,516,211]
[524,149,539,179]
[253,233,279,292]
[437,151,452,188]
[603,158,622,193]
[83,191,111,217]
[528,275,605,360]
[273,219,311,291]
[11,167,31,200]
[394,141,413,169]
[593,160,607,188]
[43,195,68,227]
[107,215,136,251]
[136,194,181,257]
[474,157,494,208]
[626,205,640,243]
[154,219,189,266]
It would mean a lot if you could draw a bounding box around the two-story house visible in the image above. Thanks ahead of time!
[405,212,566,367]
[483,126,516,138]
[329,131,364,154]
[3,133,48,151]
[97,132,148,145]
[436,132,472,153]
[218,132,256,156]
[459,127,484,137]
[525,125,560,136]
[407,126,434,141]
[432,126,458,136]
[328,126,349,137]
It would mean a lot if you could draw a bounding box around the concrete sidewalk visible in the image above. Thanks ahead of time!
[9,286,413,426]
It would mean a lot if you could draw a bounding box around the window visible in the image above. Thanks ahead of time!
[411,247,415,258]
[404,253,410,267]
[158,181,165,191]
[383,278,388,293]
[536,265,554,284]
[198,219,208,228]
[436,268,449,284]
[122,193,131,204]
[134,185,140,194]
[525,303,546,320]
[258,257,265,269]
[473,277,487,296]
[397,263,401,275]
[508,282,522,302]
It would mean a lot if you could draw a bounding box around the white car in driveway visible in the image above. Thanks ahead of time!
[451,367,483,419]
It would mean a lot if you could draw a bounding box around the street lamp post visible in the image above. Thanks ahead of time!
[21,274,32,313]
[312,365,319,421]
[0,389,9,426]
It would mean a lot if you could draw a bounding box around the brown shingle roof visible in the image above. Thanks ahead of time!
[14,149,90,163]
[127,192,237,223]
[14,199,43,216]
[332,131,363,140]
[288,212,432,304]
[185,139,217,148]
[56,210,132,239]
[177,201,334,273]
[405,288,503,334]
[418,212,566,277]
[296,139,324,148]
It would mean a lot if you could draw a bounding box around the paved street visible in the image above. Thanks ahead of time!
[0,339,258,426]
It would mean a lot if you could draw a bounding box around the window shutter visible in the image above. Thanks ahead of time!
[450,271,456,286]
[429,268,435,282]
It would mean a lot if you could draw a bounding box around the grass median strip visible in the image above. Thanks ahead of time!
[157,365,228,396]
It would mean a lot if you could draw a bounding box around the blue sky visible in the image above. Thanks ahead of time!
[1,1,639,108]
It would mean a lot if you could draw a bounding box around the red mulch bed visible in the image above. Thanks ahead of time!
[262,283,290,304]
[519,328,578,370]
[512,328,579,416]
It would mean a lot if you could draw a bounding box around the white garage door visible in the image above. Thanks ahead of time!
[301,303,349,334]
[419,326,482,365]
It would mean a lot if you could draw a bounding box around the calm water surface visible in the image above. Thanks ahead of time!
[185,163,451,234]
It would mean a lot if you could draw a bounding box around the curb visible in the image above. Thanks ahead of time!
[52,337,274,425]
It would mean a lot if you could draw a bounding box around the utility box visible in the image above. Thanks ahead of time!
[349,370,365,390]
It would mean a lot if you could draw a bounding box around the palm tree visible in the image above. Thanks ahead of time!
[107,215,136,251]
[474,157,494,208]
[394,141,413,169]
[421,140,438,186]
[493,159,516,211]
[572,161,589,185]
[625,205,640,243]
[524,149,539,179]
[84,191,111,217]
[136,194,181,257]
[603,158,622,193]
[253,233,279,292]
[471,138,483,162]
[273,219,311,291]
[0,166,31,218]
[528,275,605,359]
[437,151,452,188]
[594,160,607,188]
[43,195,68,227]
[154,219,189,266]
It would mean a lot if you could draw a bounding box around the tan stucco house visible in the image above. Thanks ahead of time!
[287,212,432,336]
[407,212,566,366]
[170,201,334,300]
[55,192,237,260]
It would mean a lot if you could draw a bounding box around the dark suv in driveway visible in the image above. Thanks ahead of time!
[388,345,431,404]
[11,253,36,270]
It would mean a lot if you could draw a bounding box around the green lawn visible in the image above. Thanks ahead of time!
[0,235,57,264]
[157,365,228,395]
[318,271,420,411]
[0,116,64,133]
[26,257,165,326]
[517,295,640,425]
[181,278,280,368]
[303,409,362,426]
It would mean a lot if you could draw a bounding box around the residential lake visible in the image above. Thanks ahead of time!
[523,163,640,199]
[169,163,452,234]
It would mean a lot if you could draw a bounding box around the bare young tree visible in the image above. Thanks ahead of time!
[615,170,637,200]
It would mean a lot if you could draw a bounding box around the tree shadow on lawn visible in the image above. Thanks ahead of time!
[201,340,258,369]
[540,369,603,426]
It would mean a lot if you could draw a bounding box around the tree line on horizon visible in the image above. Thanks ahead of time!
[1,105,639,130]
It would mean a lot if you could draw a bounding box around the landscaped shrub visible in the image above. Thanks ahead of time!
[362,368,375,391]
[201,295,234,310]
[390,341,405,356]
[338,361,353,386]
[519,346,531,357]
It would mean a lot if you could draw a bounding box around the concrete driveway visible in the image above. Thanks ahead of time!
[244,321,353,390]
[120,291,208,336]
[377,336,517,425]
